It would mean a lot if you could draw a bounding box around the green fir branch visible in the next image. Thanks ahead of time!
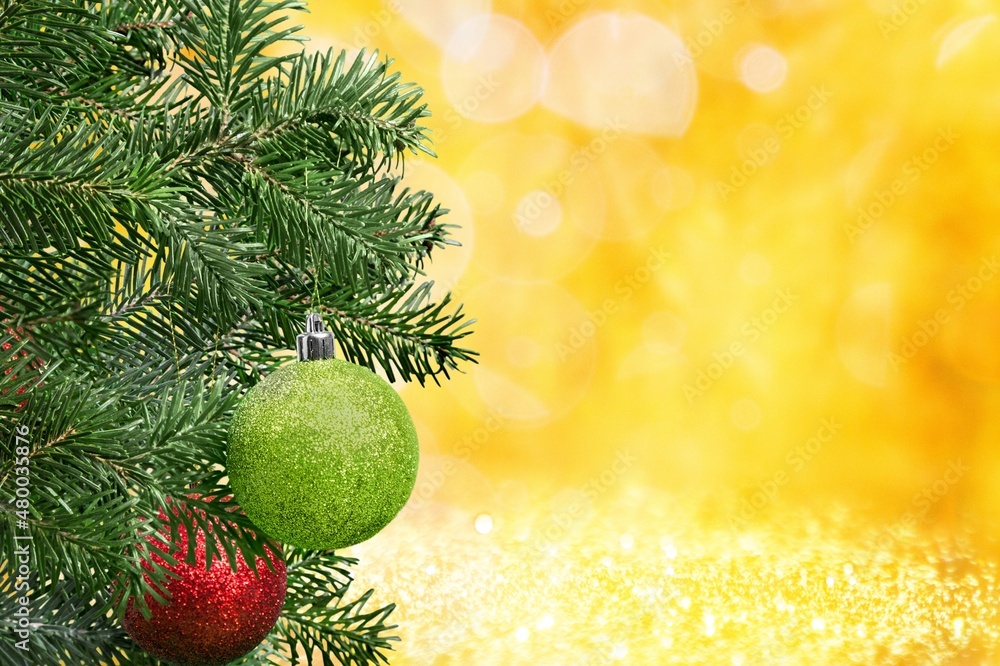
[0,570,135,666]
[247,49,433,171]
[0,0,476,662]
[173,0,306,118]
[270,550,399,666]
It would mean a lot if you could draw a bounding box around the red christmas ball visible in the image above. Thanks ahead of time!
[123,504,287,666]
[0,305,46,411]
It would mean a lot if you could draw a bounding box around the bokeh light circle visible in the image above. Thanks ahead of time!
[577,136,674,240]
[515,190,563,237]
[393,159,474,299]
[458,131,601,280]
[395,0,491,48]
[642,311,687,354]
[942,277,1000,383]
[446,279,597,428]
[836,284,893,388]
[543,12,697,137]
[737,44,788,93]
[442,14,546,123]
[474,513,494,534]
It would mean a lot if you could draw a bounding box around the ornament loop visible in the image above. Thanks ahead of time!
[296,313,335,361]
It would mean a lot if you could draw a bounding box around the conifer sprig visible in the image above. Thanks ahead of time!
[0,0,474,662]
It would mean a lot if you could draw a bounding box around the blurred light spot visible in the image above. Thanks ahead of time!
[936,15,996,69]
[475,367,550,421]
[731,398,762,431]
[454,281,596,426]
[739,535,761,553]
[475,513,494,534]
[811,618,826,631]
[515,626,530,642]
[737,44,788,93]
[738,123,782,166]
[643,311,687,353]
[463,170,506,214]
[507,335,541,368]
[442,14,545,123]
[543,12,697,136]
[843,136,893,208]
[611,643,628,659]
[395,160,473,298]
[580,137,671,240]
[537,614,555,630]
[620,533,635,549]
[739,253,772,286]
[458,132,601,280]
[396,0,491,48]
[704,613,717,636]
[836,284,893,387]
[515,190,563,237]
[652,165,696,211]
[942,278,1000,383]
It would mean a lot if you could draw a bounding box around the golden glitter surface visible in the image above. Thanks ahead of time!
[347,492,1000,666]
[282,0,1000,662]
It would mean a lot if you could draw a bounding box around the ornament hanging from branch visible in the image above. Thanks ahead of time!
[123,501,287,666]
[228,313,420,550]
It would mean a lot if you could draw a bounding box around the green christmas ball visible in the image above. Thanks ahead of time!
[228,358,419,550]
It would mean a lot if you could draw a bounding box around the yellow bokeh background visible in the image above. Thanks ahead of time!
[293,1,1000,663]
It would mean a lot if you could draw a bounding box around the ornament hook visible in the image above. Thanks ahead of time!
[296,313,335,361]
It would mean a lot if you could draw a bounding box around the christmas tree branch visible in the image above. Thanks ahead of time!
[248,49,433,171]
[0,571,135,666]
[0,0,174,106]
[271,550,399,666]
[173,0,305,117]
[0,109,166,254]
[0,0,475,660]
[228,160,438,289]
[0,377,281,617]
[0,381,169,613]
[320,282,477,385]
[149,220,270,320]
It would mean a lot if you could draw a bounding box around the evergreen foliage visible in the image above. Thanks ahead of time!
[0,0,474,662]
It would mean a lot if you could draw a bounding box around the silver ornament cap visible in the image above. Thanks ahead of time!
[296,313,335,362]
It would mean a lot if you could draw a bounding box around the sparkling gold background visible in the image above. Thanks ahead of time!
[296,1,1000,663]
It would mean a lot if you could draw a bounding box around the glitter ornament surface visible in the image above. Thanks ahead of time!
[346,493,1000,665]
[228,358,419,550]
[122,506,286,666]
